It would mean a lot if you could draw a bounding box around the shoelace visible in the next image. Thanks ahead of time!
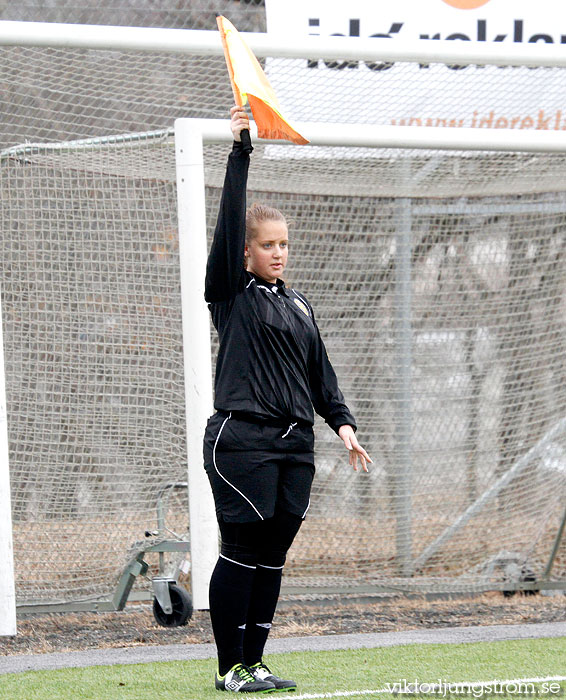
[233,664,255,683]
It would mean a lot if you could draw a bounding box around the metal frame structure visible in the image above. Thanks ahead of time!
[16,482,192,620]
[175,118,566,606]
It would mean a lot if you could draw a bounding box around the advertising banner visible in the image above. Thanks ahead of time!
[264,0,566,130]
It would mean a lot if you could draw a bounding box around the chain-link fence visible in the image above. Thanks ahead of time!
[1,1,565,611]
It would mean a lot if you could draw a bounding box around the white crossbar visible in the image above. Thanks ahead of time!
[0,21,565,68]
[187,118,566,154]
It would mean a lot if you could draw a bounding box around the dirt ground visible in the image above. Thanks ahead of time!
[1,591,564,657]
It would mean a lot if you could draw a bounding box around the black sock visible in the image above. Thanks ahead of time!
[243,563,283,667]
[209,555,256,676]
[243,509,303,666]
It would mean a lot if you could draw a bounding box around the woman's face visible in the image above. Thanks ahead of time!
[245,219,289,283]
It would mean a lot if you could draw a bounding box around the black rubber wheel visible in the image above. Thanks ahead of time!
[152,583,193,627]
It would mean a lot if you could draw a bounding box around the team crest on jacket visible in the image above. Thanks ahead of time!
[294,298,310,317]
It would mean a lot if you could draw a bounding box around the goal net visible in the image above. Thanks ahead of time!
[208,139,566,597]
[1,21,566,610]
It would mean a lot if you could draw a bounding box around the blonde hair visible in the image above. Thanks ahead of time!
[245,203,288,244]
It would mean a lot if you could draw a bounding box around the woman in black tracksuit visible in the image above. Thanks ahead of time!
[203,106,372,694]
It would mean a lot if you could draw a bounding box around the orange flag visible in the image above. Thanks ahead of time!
[217,15,309,146]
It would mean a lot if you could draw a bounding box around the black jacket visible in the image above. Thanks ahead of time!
[205,141,356,436]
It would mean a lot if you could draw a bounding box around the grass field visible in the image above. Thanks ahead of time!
[0,636,564,700]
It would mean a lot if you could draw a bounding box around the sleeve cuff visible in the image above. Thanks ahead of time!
[232,140,253,154]
[329,416,357,436]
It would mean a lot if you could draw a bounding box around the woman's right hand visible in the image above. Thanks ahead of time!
[230,105,250,142]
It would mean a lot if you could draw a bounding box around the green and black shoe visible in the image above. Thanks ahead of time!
[215,663,276,693]
[249,662,297,692]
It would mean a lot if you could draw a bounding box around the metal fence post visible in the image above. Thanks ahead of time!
[394,194,413,577]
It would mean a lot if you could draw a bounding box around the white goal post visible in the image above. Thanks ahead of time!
[0,300,16,636]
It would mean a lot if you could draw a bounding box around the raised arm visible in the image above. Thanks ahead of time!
[204,106,252,303]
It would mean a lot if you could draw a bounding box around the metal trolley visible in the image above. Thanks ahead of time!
[114,481,193,627]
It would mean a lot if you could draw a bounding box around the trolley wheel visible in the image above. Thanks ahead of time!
[152,583,193,627]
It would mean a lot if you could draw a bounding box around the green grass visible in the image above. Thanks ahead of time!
[0,637,564,700]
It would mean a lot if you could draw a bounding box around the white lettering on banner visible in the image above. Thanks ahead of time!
[264,0,566,131]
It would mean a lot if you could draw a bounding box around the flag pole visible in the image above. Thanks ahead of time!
[216,16,253,154]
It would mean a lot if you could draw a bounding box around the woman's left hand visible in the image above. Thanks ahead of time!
[338,425,373,472]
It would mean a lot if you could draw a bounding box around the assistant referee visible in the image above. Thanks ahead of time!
[203,106,372,694]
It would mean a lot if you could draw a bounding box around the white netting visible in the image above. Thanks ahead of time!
[1,1,565,608]
[3,134,566,604]
[1,136,186,603]
[0,0,265,152]
[225,144,566,594]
